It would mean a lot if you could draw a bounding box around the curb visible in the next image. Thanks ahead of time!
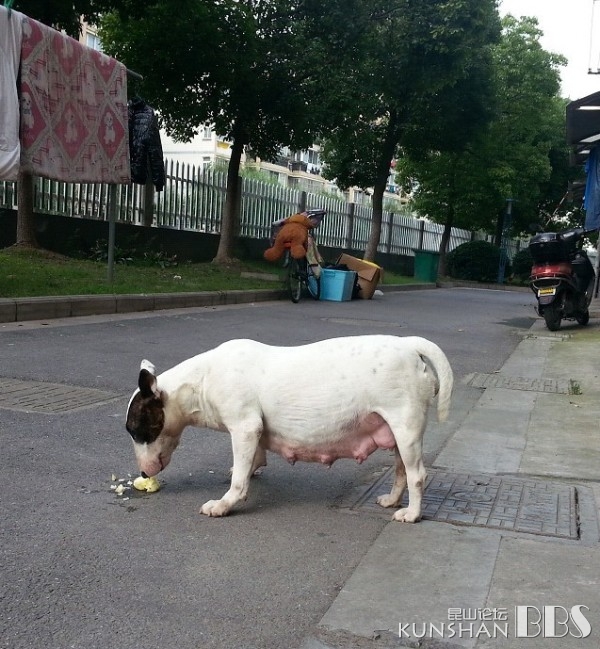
[0,289,286,324]
[436,279,530,292]
[0,283,437,324]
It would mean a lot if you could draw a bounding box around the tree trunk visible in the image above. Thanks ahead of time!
[213,136,244,264]
[438,219,453,277]
[365,181,384,262]
[435,193,456,277]
[364,114,399,262]
[16,170,39,248]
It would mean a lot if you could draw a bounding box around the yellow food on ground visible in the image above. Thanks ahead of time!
[133,475,161,493]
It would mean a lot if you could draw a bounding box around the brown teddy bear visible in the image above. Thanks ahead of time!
[264,213,315,262]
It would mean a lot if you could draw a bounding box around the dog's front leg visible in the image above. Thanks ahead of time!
[229,445,267,477]
[200,426,260,517]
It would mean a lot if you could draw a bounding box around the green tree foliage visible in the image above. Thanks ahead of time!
[537,98,586,225]
[12,0,111,37]
[100,0,332,263]
[485,16,567,237]
[319,0,501,261]
[395,151,478,275]
[395,15,568,273]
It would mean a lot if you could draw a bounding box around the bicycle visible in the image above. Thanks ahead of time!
[268,208,326,303]
[284,252,321,303]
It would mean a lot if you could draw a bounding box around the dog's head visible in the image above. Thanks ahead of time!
[126,360,183,476]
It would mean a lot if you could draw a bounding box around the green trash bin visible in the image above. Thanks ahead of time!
[413,250,440,282]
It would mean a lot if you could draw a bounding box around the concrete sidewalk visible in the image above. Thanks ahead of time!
[302,316,600,648]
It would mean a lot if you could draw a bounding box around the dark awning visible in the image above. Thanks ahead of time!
[566,90,600,166]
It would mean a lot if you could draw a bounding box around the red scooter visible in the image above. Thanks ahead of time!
[529,226,596,331]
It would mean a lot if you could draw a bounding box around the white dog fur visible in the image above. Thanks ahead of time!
[126,335,453,521]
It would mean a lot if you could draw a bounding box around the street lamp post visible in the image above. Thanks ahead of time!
[497,198,513,284]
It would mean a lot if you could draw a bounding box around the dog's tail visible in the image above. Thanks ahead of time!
[412,337,454,422]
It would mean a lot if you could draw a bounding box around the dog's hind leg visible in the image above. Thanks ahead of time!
[251,445,267,475]
[380,411,427,523]
[201,423,261,517]
[376,447,407,508]
[392,437,426,523]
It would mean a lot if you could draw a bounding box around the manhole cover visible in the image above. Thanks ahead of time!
[0,377,121,413]
[466,373,572,394]
[351,468,579,539]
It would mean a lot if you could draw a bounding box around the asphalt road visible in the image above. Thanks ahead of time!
[0,287,536,649]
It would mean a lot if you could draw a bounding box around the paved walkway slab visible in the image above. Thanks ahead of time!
[318,522,501,648]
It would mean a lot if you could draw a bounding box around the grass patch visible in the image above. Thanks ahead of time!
[0,246,416,298]
[0,247,279,297]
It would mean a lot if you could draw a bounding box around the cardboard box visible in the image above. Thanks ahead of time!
[319,269,356,302]
[336,253,382,299]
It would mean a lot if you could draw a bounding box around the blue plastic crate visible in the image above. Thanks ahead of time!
[319,269,356,302]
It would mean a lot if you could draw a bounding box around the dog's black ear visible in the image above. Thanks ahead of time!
[138,369,158,398]
[138,360,160,400]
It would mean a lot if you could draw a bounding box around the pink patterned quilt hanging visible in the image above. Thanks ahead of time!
[19,15,131,184]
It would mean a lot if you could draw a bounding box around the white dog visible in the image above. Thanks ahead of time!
[126,335,453,521]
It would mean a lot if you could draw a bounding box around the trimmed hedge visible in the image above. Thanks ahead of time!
[446,240,508,282]
[511,248,534,282]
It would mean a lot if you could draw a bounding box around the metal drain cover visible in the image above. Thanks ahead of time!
[0,377,121,413]
[352,468,579,539]
[466,373,571,394]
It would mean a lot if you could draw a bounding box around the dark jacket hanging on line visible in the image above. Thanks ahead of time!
[128,97,165,191]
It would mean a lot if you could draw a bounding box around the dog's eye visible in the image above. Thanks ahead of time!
[126,422,152,445]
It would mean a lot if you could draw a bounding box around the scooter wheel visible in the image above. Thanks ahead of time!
[576,311,590,326]
[543,305,561,331]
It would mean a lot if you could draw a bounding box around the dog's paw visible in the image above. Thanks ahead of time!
[392,507,421,523]
[200,499,231,517]
[376,493,401,508]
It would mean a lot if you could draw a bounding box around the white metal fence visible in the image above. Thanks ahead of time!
[0,159,521,257]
